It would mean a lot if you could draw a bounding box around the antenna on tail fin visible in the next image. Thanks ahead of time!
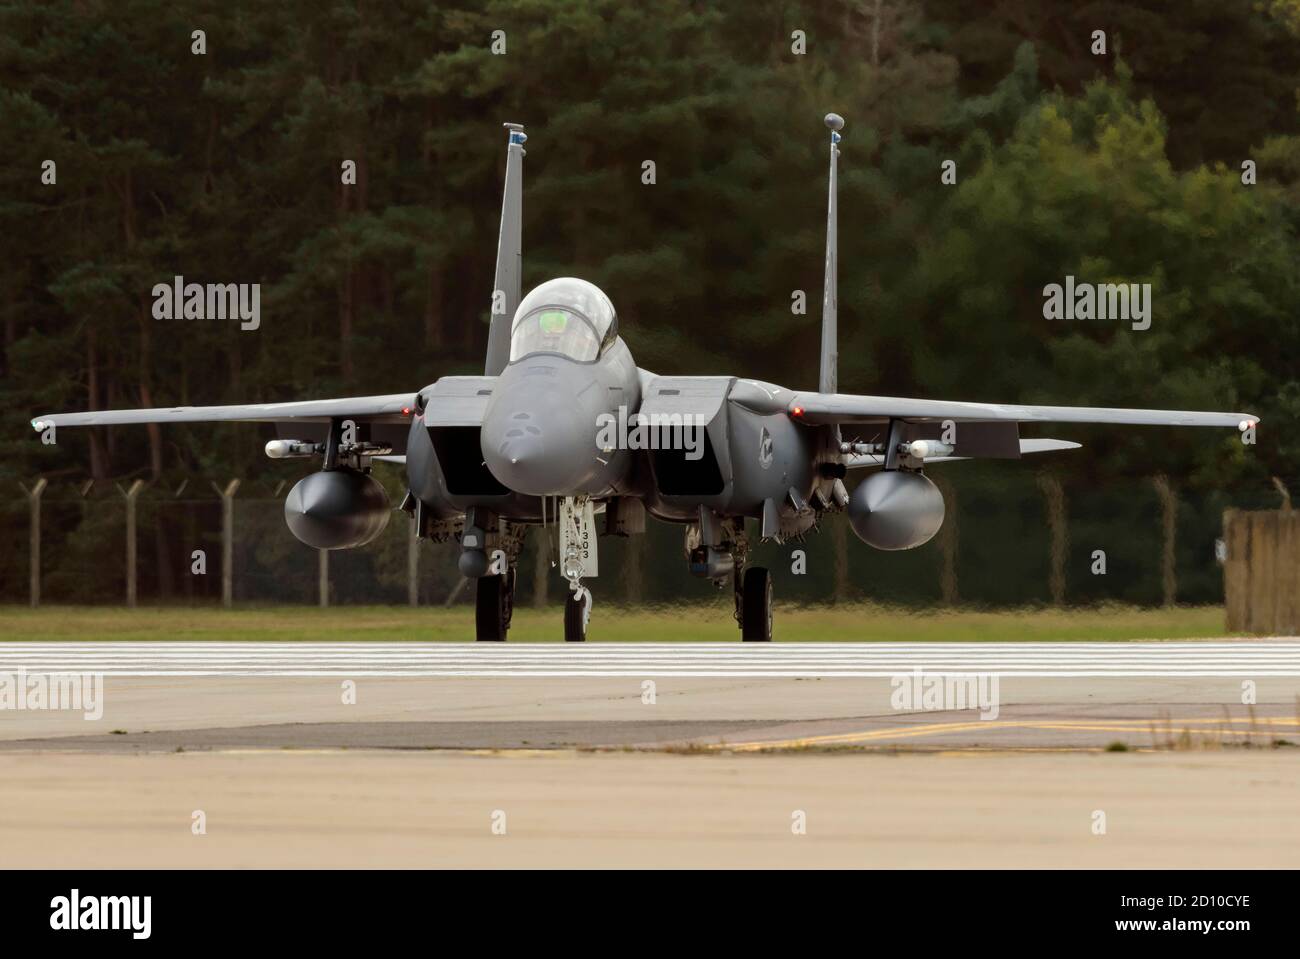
[484,122,526,376]
[819,113,843,395]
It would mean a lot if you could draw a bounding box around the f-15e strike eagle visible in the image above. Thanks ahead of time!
[33,115,1257,642]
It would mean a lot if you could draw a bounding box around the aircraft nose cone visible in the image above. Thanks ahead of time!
[482,409,592,496]
[499,424,545,468]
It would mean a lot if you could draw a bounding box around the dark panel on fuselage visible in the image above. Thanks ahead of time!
[650,431,725,496]
[429,426,509,496]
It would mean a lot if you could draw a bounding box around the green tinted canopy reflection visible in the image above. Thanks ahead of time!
[538,310,569,334]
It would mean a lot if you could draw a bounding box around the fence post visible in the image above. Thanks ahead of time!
[318,549,329,607]
[832,512,850,603]
[440,574,464,606]
[935,477,958,605]
[407,516,420,607]
[1152,474,1177,607]
[211,479,240,607]
[118,479,146,607]
[1272,476,1292,512]
[623,534,643,605]
[19,479,47,608]
[1222,509,1246,631]
[533,531,550,608]
[1037,472,1067,606]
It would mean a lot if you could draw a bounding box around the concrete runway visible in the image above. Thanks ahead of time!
[2,640,1297,866]
[3,640,1300,676]
[1,641,1299,750]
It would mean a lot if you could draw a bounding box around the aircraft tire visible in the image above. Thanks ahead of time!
[476,574,509,641]
[564,590,587,642]
[741,567,773,642]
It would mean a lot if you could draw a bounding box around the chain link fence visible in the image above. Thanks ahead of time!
[0,466,1276,608]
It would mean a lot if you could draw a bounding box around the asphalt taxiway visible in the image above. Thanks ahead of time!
[1,750,1297,868]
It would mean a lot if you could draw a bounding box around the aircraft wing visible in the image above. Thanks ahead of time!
[788,392,1256,429]
[31,393,416,430]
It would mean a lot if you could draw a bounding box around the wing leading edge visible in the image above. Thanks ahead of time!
[31,393,416,430]
[789,392,1256,429]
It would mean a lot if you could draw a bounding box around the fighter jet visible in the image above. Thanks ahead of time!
[32,116,1258,642]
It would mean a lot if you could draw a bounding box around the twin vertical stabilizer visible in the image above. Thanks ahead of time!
[819,113,843,396]
[482,116,839,388]
[484,123,526,376]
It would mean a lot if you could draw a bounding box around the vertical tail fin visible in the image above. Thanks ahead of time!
[819,113,843,395]
[484,122,526,376]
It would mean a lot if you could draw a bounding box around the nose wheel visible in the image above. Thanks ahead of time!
[739,566,773,642]
[475,570,515,642]
[564,586,592,642]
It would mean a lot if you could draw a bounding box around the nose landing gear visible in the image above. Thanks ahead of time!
[564,585,592,642]
[559,495,596,642]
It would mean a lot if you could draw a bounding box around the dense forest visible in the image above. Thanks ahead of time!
[2,0,1298,605]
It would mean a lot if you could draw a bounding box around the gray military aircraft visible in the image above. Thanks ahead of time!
[33,115,1257,642]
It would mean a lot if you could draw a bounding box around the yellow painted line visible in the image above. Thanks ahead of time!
[933,747,1114,756]
[1011,723,1293,735]
[710,715,1300,752]
[1146,717,1300,727]
[717,720,996,751]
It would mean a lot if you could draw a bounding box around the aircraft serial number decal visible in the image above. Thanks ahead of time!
[559,498,599,578]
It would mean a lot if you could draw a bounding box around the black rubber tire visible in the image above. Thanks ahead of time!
[564,591,587,642]
[475,575,508,642]
[741,567,773,642]
[502,566,516,631]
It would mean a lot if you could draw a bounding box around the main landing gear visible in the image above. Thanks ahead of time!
[475,567,515,642]
[470,498,596,643]
[736,566,773,642]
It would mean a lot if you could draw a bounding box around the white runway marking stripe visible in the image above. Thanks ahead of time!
[1,642,1300,677]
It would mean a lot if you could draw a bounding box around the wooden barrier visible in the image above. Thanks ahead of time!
[1224,509,1300,635]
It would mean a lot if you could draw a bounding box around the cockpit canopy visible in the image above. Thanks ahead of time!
[509,277,618,362]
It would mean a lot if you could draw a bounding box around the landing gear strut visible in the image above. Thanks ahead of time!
[559,496,594,642]
[475,568,515,642]
[738,566,773,642]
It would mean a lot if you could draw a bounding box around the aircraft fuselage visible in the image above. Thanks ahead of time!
[480,337,641,497]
